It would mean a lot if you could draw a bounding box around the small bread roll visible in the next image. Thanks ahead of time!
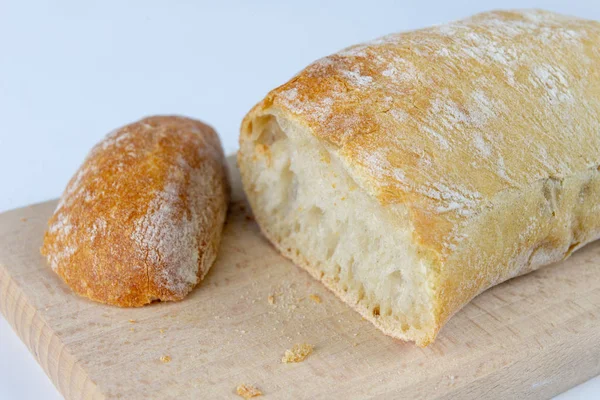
[42,116,229,307]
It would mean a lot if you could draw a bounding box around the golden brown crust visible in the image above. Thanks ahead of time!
[245,10,600,256]
[240,10,600,344]
[42,116,229,307]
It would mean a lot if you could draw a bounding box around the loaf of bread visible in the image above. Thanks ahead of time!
[42,116,229,307]
[238,10,600,346]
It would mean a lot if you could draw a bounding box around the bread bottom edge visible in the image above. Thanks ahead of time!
[250,213,437,347]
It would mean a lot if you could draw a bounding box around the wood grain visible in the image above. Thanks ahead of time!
[1,157,599,399]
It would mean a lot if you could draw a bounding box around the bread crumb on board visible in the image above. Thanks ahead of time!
[309,294,322,303]
[236,384,262,398]
[128,319,137,323]
[282,343,314,363]
[268,294,275,305]
[160,355,171,363]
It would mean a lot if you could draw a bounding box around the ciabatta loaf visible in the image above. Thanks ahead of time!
[42,116,229,307]
[238,10,600,346]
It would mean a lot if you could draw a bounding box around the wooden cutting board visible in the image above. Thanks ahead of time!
[1,157,600,400]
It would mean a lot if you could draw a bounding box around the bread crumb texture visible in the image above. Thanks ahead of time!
[268,294,275,305]
[281,343,314,363]
[236,384,262,399]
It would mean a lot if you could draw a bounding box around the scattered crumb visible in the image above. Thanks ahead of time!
[128,319,137,323]
[282,343,314,363]
[159,329,165,334]
[20,217,27,222]
[236,384,262,399]
[353,343,358,347]
[240,330,247,334]
[268,295,275,305]
[129,327,135,332]
[160,355,171,363]
[309,294,322,303]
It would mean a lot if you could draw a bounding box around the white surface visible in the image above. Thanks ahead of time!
[0,1,599,398]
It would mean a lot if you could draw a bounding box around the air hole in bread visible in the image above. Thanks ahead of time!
[292,221,301,233]
[542,177,561,217]
[356,287,365,302]
[387,270,404,286]
[372,306,381,317]
[306,206,324,225]
[565,241,581,258]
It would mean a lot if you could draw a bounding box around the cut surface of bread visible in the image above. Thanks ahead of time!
[240,115,436,345]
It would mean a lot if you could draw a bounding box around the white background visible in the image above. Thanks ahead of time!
[1,1,599,398]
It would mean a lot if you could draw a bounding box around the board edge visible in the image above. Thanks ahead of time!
[0,262,104,400]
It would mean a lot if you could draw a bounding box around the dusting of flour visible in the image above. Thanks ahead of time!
[131,172,201,297]
[272,9,600,254]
